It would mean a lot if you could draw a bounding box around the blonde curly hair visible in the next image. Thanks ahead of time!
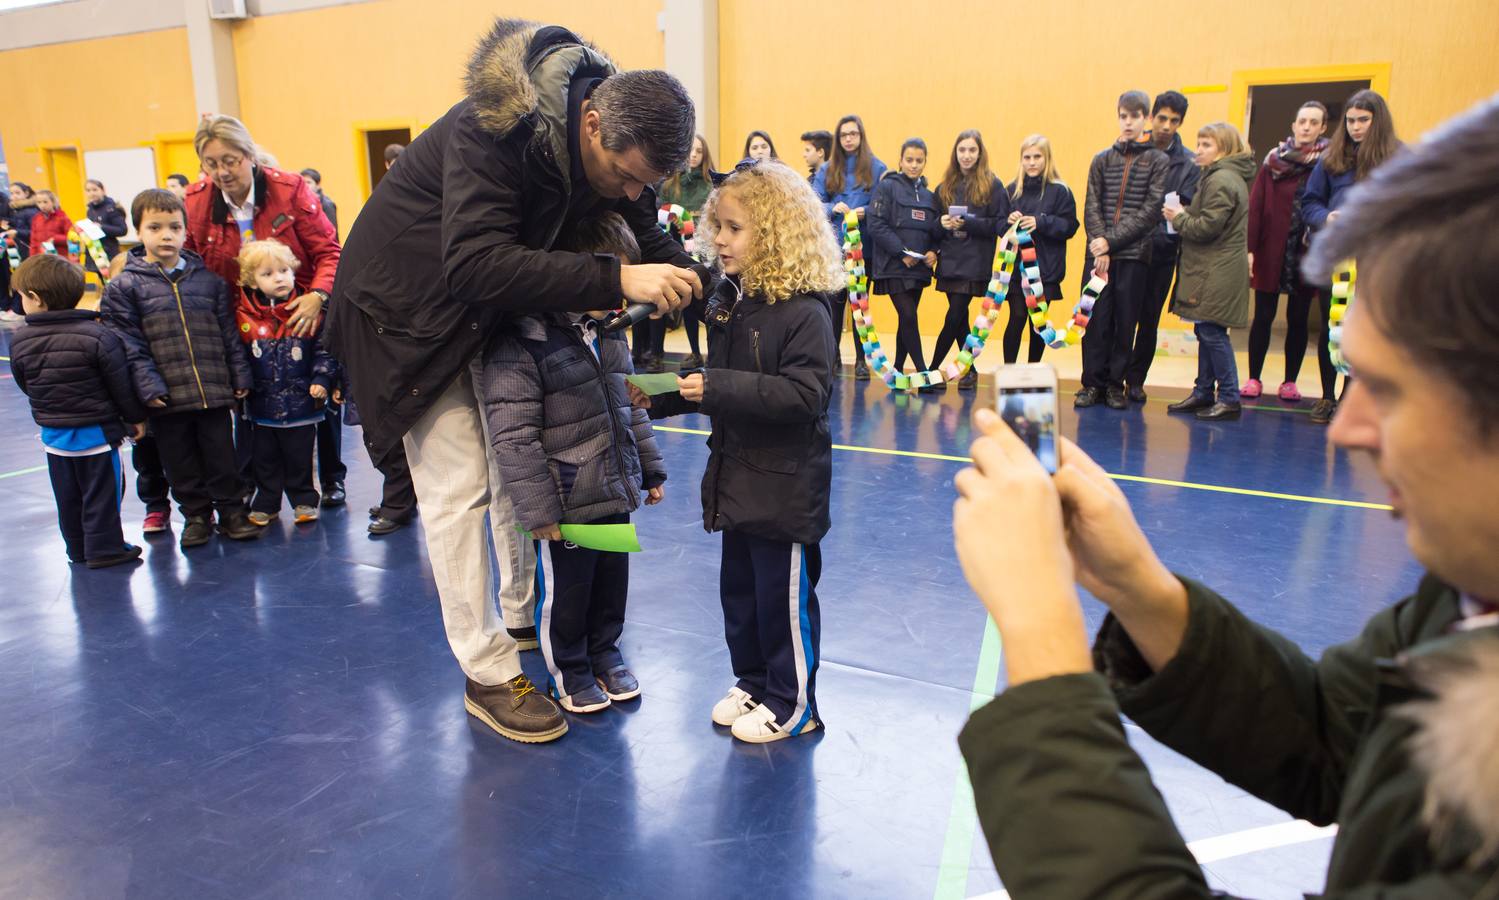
[698,160,844,303]
[236,239,300,288]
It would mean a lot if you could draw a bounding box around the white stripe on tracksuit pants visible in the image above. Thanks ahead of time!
[534,514,631,699]
[719,530,821,733]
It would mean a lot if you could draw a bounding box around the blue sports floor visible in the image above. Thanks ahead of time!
[0,330,1417,899]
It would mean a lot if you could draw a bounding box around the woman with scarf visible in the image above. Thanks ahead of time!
[1244,101,1329,402]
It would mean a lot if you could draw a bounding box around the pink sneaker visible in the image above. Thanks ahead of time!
[142,510,170,533]
[1278,381,1302,402]
[1241,378,1262,399]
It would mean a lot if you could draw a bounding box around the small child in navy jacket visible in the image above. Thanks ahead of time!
[481,214,667,717]
[633,160,842,743]
[235,240,340,526]
[9,255,147,568]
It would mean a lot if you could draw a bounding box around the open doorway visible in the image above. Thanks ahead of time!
[1246,79,1369,160]
[360,126,412,198]
[41,145,85,220]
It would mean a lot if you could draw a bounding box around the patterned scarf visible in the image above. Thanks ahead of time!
[1264,136,1329,181]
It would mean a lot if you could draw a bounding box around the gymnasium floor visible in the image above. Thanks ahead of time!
[0,328,1416,900]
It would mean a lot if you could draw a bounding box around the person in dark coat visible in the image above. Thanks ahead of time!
[323,18,706,745]
[950,95,1499,898]
[9,254,146,568]
[1124,91,1202,402]
[1244,102,1329,402]
[635,160,841,744]
[3,182,39,319]
[1078,91,1168,410]
[99,189,261,549]
[299,168,338,236]
[866,138,944,379]
[83,179,129,261]
[932,130,1010,389]
[1004,134,1079,366]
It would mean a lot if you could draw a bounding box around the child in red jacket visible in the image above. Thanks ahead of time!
[29,190,74,256]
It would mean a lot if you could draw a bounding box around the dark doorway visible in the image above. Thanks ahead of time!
[363,127,412,195]
[1246,80,1369,160]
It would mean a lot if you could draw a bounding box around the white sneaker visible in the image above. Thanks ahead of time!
[730,703,820,744]
[711,686,758,727]
[293,505,319,523]
[247,510,278,526]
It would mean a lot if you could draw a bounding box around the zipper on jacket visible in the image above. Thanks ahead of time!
[575,326,632,504]
[164,266,210,409]
[752,329,764,373]
[1113,153,1137,227]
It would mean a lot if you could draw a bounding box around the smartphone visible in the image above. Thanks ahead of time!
[948,205,968,219]
[993,363,1059,473]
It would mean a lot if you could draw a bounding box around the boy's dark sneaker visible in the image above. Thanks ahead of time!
[560,683,612,714]
[595,665,640,701]
[180,516,213,548]
[218,510,265,541]
[1074,387,1101,408]
[507,626,539,651]
[464,675,568,743]
[1104,388,1128,410]
[86,543,143,569]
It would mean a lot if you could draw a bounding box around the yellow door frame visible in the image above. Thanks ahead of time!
[31,141,87,219]
[1229,63,1392,131]
[145,131,199,184]
[352,119,422,202]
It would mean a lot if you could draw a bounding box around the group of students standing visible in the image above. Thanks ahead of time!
[658,85,1399,422]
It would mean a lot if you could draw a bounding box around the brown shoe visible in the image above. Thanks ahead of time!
[464,675,568,743]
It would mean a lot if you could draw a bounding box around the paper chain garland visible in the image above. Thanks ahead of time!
[842,210,1108,392]
[658,204,701,257]
[2,233,21,272]
[1327,262,1355,375]
[72,219,113,281]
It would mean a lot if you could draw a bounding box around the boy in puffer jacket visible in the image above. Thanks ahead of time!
[100,188,261,549]
[235,240,340,526]
[479,213,667,716]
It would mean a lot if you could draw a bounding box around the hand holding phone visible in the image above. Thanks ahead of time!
[993,363,1059,473]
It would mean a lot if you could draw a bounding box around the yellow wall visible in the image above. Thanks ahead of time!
[719,0,1499,338]
[232,0,666,233]
[0,29,196,220]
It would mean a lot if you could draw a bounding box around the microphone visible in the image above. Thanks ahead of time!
[602,263,714,333]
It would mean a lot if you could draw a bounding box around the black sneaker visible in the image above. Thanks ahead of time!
[217,510,265,541]
[560,683,612,714]
[680,352,703,371]
[958,369,978,391]
[595,665,640,701]
[1127,385,1148,403]
[320,483,346,508]
[1104,388,1128,410]
[181,515,213,548]
[507,626,539,651]
[86,543,143,569]
[464,675,568,742]
[1196,402,1242,421]
[1073,387,1102,408]
[1309,398,1337,425]
[853,358,871,381]
[1167,393,1215,414]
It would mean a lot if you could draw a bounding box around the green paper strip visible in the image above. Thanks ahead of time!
[627,372,686,394]
[517,522,643,552]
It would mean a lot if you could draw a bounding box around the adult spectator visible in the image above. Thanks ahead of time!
[325,19,705,744]
[83,179,129,260]
[186,116,345,502]
[951,95,1499,897]
[383,143,404,170]
[299,167,338,235]
[165,173,192,200]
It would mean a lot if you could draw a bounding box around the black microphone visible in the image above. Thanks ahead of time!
[602,263,714,333]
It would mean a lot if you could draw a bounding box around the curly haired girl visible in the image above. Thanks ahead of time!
[632,159,842,743]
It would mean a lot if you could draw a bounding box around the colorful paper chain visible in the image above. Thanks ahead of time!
[843,210,1107,392]
[72,219,112,280]
[658,203,701,258]
[1327,261,1354,375]
[2,233,21,272]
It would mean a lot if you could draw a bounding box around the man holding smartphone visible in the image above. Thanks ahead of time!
[951,96,1499,896]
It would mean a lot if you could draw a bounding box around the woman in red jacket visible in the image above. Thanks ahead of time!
[28,190,74,256]
[1243,101,1328,402]
[187,114,346,502]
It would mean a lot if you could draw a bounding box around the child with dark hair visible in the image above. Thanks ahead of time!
[10,254,147,568]
[100,188,261,549]
[1077,90,1168,410]
[801,130,832,181]
[480,212,667,714]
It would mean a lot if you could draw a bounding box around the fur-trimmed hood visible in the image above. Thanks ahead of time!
[462,18,616,139]
[1399,627,1499,868]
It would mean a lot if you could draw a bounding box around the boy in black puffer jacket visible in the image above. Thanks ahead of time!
[10,255,146,568]
[481,214,668,715]
[235,240,340,527]
[100,189,260,549]
[1078,90,1168,410]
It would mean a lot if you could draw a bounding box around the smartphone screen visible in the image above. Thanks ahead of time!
[997,385,1059,473]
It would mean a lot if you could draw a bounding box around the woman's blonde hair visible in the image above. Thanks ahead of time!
[1197,122,1249,160]
[1010,134,1063,200]
[699,160,844,303]
[236,239,300,288]
[195,114,258,162]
